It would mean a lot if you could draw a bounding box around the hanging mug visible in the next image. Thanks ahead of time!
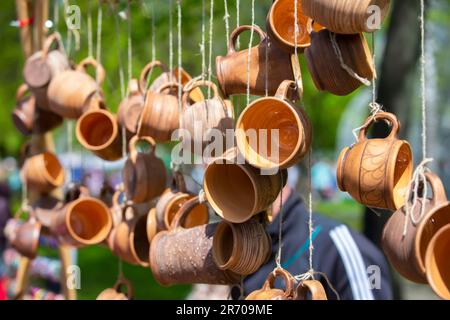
[139,60,204,103]
[267,0,325,53]
[5,208,41,259]
[203,148,287,223]
[216,25,297,97]
[76,101,123,161]
[21,151,65,193]
[117,79,145,140]
[305,29,375,96]
[123,136,167,204]
[295,280,328,300]
[31,195,63,228]
[97,277,133,300]
[23,32,70,110]
[212,218,272,275]
[246,268,296,300]
[236,80,311,170]
[137,82,182,142]
[181,80,234,155]
[301,0,391,34]
[48,57,105,119]
[51,186,112,247]
[150,197,240,286]
[336,112,413,211]
[382,172,448,283]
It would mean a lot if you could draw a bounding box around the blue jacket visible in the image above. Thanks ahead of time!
[233,192,393,300]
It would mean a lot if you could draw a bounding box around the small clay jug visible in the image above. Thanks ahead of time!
[216,25,296,97]
[294,280,328,300]
[181,80,234,155]
[150,197,240,286]
[48,57,105,119]
[6,208,41,259]
[203,148,287,223]
[267,0,325,53]
[137,82,182,142]
[336,112,413,211]
[382,172,447,283]
[23,32,70,110]
[76,101,123,161]
[246,268,296,300]
[139,60,204,102]
[117,79,144,139]
[123,136,167,203]
[236,80,311,170]
[302,0,391,34]
[305,29,375,96]
[51,186,112,247]
[21,151,65,193]
[213,218,271,275]
[425,224,450,300]
[97,276,133,300]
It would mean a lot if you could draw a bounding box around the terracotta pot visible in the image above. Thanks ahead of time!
[76,107,123,161]
[139,60,204,102]
[305,29,375,96]
[6,216,41,260]
[302,0,391,34]
[204,148,287,223]
[181,80,234,155]
[113,204,152,267]
[336,112,413,210]
[236,80,311,170]
[123,136,167,203]
[51,189,112,247]
[31,195,63,228]
[267,0,324,53]
[137,82,181,142]
[213,219,271,275]
[97,277,133,300]
[216,25,296,97]
[117,79,144,139]
[295,280,328,300]
[150,197,240,286]
[382,172,447,283]
[23,32,70,110]
[12,84,63,136]
[246,268,296,300]
[425,225,450,300]
[22,151,65,193]
[48,57,105,119]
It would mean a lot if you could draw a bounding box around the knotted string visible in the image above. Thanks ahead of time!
[245,0,255,106]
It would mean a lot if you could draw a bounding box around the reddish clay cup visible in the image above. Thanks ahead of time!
[96,277,133,300]
[8,218,42,260]
[246,268,296,300]
[336,112,413,211]
[382,172,448,283]
[22,151,65,193]
[236,80,311,170]
[295,280,328,300]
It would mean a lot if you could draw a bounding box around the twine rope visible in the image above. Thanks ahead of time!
[169,0,174,72]
[151,0,156,62]
[112,3,125,100]
[200,0,206,80]
[67,121,73,184]
[223,0,230,50]
[294,271,341,300]
[236,0,240,49]
[127,0,133,84]
[329,32,371,87]
[275,172,284,270]
[245,0,255,106]
[177,0,183,130]
[207,0,215,98]
[88,0,93,58]
[198,189,207,204]
[95,4,103,95]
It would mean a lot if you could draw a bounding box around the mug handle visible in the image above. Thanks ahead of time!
[228,25,267,54]
[295,280,328,300]
[261,268,295,298]
[169,196,201,230]
[42,32,66,58]
[358,112,400,142]
[181,80,220,110]
[275,80,297,101]
[16,84,30,102]
[139,60,169,94]
[155,81,183,95]
[113,276,133,300]
[76,57,106,85]
[425,172,448,206]
[128,135,157,160]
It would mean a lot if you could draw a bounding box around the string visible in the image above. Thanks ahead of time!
[207,0,215,98]
[127,0,133,84]
[53,0,59,33]
[223,0,230,50]
[307,150,314,273]
[294,271,341,300]
[245,0,255,106]
[88,0,93,58]
[236,0,240,49]
[177,0,183,130]
[200,0,206,80]
[112,2,126,100]
[275,172,284,269]
[96,3,103,96]
[151,0,156,62]
[67,121,73,185]
[169,0,174,72]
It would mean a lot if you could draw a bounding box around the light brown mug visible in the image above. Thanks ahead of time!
[216,25,297,97]
[382,172,447,284]
[336,112,413,211]
[150,197,240,286]
[23,32,70,110]
[236,80,311,170]
[31,195,63,228]
[117,79,144,140]
[48,57,105,119]
[5,208,41,259]
[123,136,167,204]
[21,151,65,193]
[305,29,375,96]
[302,0,391,34]
[246,268,296,300]
[295,280,328,300]
[96,277,133,300]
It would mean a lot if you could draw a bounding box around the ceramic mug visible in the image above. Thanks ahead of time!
[96,277,133,300]
[117,79,144,140]
[21,151,65,193]
[246,268,296,300]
